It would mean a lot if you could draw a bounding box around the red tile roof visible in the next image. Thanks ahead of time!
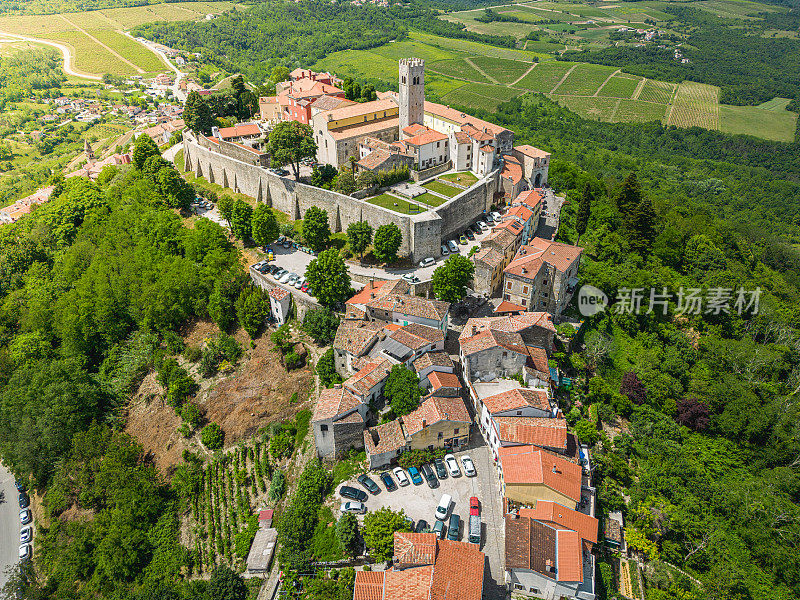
[389,322,444,351]
[459,328,528,358]
[514,189,543,210]
[494,300,527,314]
[494,416,567,449]
[481,387,550,414]
[333,320,385,356]
[430,539,485,600]
[366,293,450,322]
[269,286,290,301]
[385,566,434,600]
[394,532,437,566]
[353,570,385,600]
[518,501,599,544]
[506,204,534,222]
[459,313,555,342]
[405,128,448,147]
[413,351,455,373]
[217,123,261,139]
[428,371,462,391]
[499,445,582,503]
[556,529,583,582]
[504,238,583,279]
[364,419,406,454]
[514,144,551,159]
[403,395,470,437]
[425,100,511,137]
[312,386,361,422]
[402,123,429,137]
[345,358,393,397]
[501,155,523,184]
[347,280,389,305]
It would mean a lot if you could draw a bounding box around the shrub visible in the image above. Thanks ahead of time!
[183,345,202,363]
[284,351,304,370]
[268,470,285,504]
[181,402,202,428]
[397,448,446,469]
[200,333,243,377]
[302,308,340,344]
[316,348,342,388]
[202,422,224,450]
[270,429,295,460]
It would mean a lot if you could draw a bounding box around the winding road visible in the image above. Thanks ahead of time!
[0,31,101,80]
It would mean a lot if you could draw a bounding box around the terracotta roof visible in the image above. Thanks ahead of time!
[501,156,523,184]
[268,286,290,301]
[312,386,361,422]
[428,371,462,391]
[403,395,470,436]
[504,238,583,279]
[328,117,400,141]
[430,539,484,600]
[425,100,511,137]
[358,147,393,171]
[403,123,428,137]
[518,501,599,544]
[494,416,567,449]
[514,189,543,210]
[527,346,549,374]
[484,229,517,253]
[459,313,555,342]
[461,123,494,142]
[556,529,583,582]
[499,445,582,503]
[367,293,450,322]
[505,514,555,577]
[413,351,455,373]
[333,320,385,356]
[480,145,494,153]
[217,123,261,139]
[405,128,448,147]
[347,280,388,305]
[311,94,354,112]
[364,419,406,454]
[506,204,534,222]
[493,219,524,237]
[394,531,437,566]
[326,97,397,121]
[472,246,504,269]
[345,358,393,396]
[460,328,528,358]
[453,131,471,144]
[481,387,550,414]
[514,144,550,159]
[494,300,527,314]
[390,322,444,351]
[353,570,386,600]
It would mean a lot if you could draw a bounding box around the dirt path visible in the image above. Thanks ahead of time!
[464,57,499,85]
[594,68,621,97]
[0,30,101,80]
[549,63,578,94]
[631,77,647,100]
[511,62,537,86]
[59,14,144,74]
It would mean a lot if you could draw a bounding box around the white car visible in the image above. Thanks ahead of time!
[279,271,293,284]
[19,509,31,525]
[19,544,30,560]
[460,455,476,477]
[447,240,459,253]
[393,467,410,487]
[491,211,502,222]
[419,257,435,268]
[477,221,488,231]
[294,277,304,290]
[441,244,449,256]
[340,501,366,514]
[20,526,32,544]
[444,454,461,477]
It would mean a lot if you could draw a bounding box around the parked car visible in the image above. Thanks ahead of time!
[408,466,423,486]
[20,526,32,544]
[444,453,461,477]
[432,519,445,538]
[19,544,30,560]
[279,271,292,283]
[294,277,305,290]
[459,235,468,245]
[440,244,449,256]
[402,273,420,283]
[491,211,502,222]
[415,519,430,533]
[300,282,309,293]
[18,493,29,509]
[357,474,380,495]
[19,509,31,525]
[434,458,448,480]
[282,240,291,249]
[470,496,480,517]
[306,287,314,297]
[484,214,494,224]
[421,464,439,489]
[447,240,459,253]
[477,221,488,231]
[340,501,366,514]
[14,480,25,492]
[276,235,285,245]
[379,471,397,491]
[460,455,477,477]
[286,273,298,286]
[419,257,435,268]
[447,514,460,541]
[272,268,285,280]
[267,250,275,261]
[464,229,475,241]
[469,223,481,234]
[468,513,481,545]
[393,467,410,487]
[435,494,452,520]
[339,485,368,502]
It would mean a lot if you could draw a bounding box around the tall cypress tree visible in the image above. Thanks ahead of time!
[575,182,593,245]
[614,172,641,219]
[184,91,214,136]
[630,195,657,255]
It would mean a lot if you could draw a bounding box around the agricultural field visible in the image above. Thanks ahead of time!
[597,74,642,99]
[469,55,533,85]
[637,79,676,104]
[554,95,619,121]
[427,58,491,83]
[0,2,239,77]
[667,81,721,130]
[552,63,618,96]
[515,61,577,93]
[719,103,798,142]
[615,99,669,123]
[440,81,525,112]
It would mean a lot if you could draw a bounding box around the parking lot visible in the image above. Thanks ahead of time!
[336,443,506,599]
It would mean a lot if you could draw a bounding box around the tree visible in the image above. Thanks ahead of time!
[201,422,224,450]
[303,308,340,344]
[373,223,402,264]
[251,203,279,248]
[156,167,193,209]
[337,512,360,556]
[347,221,373,262]
[207,566,247,600]
[432,254,474,303]
[302,206,331,252]
[615,171,641,217]
[574,419,600,444]
[184,90,214,135]
[383,364,423,416]
[217,194,234,228]
[230,199,253,241]
[311,163,337,189]
[334,166,357,195]
[132,134,160,170]
[267,121,317,180]
[271,65,291,83]
[630,195,657,255]
[316,348,342,388]
[362,507,410,562]
[675,398,711,431]
[620,371,647,406]
[236,286,269,338]
[575,182,593,245]
[208,276,241,331]
[305,249,351,307]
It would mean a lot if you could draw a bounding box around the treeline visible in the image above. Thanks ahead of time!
[562,6,800,105]
[475,8,521,23]
[0,47,64,105]
[133,0,515,83]
[0,0,208,15]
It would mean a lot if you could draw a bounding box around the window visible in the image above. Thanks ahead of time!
[402,76,406,84]
[506,281,512,290]
[438,432,443,440]
[516,410,522,416]
[504,294,510,301]
[502,351,507,358]
[543,292,549,298]
[542,279,548,286]
[522,285,529,294]
[521,299,527,306]
[320,424,328,432]
[437,142,440,148]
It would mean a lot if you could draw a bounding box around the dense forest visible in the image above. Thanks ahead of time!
[133,0,515,83]
[0,0,215,15]
[562,6,800,105]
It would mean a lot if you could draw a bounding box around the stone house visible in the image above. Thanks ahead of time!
[498,445,582,508]
[425,371,463,398]
[502,238,583,316]
[365,292,450,333]
[512,145,551,188]
[343,358,394,406]
[333,320,386,377]
[413,351,455,386]
[380,322,445,366]
[402,395,471,451]
[268,286,291,325]
[472,228,522,296]
[364,419,407,469]
[311,385,367,459]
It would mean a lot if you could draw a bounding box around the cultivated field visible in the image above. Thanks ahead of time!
[0,2,239,77]
[667,81,721,130]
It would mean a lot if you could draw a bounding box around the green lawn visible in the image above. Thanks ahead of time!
[439,171,478,186]
[365,193,426,214]
[422,180,462,198]
[414,191,450,207]
[309,506,345,561]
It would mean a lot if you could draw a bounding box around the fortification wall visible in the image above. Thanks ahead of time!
[183,132,498,262]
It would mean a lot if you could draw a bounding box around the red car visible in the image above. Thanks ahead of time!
[470,496,480,516]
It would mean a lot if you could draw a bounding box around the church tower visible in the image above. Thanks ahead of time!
[84,139,95,163]
[399,58,425,131]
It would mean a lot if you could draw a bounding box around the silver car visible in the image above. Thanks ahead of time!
[460,455,476,477]
[441,244,449,256]
[279,271,293,284]
[444,454,461,477]
[20,526,32,544]
[340,501,366,514]
[447,240,459,253]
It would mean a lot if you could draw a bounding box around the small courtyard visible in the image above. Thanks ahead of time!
[363,170,478,214]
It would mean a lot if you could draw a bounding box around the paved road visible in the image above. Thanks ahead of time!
[0,31,101,80]
[0,463,19,589]
[534,189,564,241]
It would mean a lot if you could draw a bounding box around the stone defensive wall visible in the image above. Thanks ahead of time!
[183,131,499,262]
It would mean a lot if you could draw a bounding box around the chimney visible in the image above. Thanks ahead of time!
[371,293,375,299]
[334,383,342,389]
[422,419,427,428]
[472,325,477,335]
[552,465,559,474]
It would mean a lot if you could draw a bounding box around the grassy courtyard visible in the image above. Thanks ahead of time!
[439,171,478,186]
[365,193,425,214]
[422,180,463,198]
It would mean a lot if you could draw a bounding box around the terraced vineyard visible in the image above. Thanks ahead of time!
[667,81,720,130]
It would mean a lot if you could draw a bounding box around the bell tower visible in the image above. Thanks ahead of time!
[399,58,425,131]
